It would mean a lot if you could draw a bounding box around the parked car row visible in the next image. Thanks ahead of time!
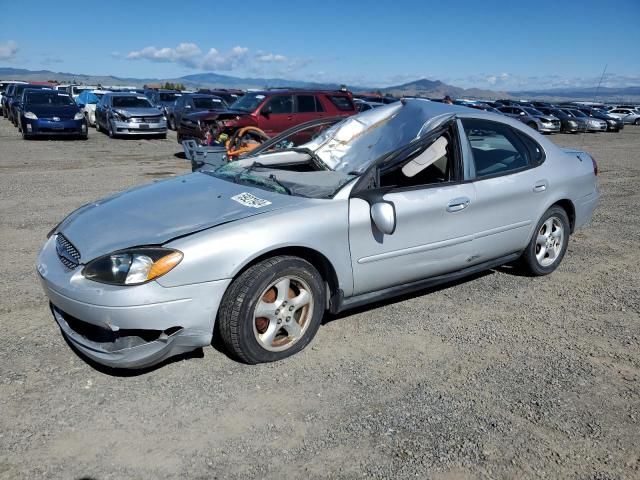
[444,98,634,134]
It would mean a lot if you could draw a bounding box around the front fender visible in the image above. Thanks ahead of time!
[158,200,354,297]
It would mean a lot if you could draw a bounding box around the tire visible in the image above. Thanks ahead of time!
[527,122,538,131]
[168,115,176,130]
[520,206,570,276]
[22,129,30,140]
[218,256,326,364]
[107,119,116,138]
[635,118,640,126]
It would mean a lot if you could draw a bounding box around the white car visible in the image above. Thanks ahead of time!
[68,85,98,99]
[75,89,111,126]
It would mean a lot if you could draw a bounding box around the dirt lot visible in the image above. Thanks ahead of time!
[0,119,638,480]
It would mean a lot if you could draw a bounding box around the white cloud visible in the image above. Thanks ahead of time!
[126,42,202,67]
[257,52,287,62]
[0,40,18,60]
[125,42,295,73]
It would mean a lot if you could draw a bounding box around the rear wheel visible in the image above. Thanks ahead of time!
[520,206,570,276]
[635,118,640,125]
[218,256,325,364]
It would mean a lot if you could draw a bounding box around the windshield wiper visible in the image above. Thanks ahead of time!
[232,162,291,195]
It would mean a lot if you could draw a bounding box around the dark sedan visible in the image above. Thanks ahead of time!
[169,94,227,130]
[536,107,587,133]
[19,89,88,139]
[8,83,54,126]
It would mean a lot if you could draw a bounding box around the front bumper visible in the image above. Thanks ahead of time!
[113,119,167,135]
[538,123,561,133]
[587,122,607,132]
[23,118,87,136]
[37,235,231,369]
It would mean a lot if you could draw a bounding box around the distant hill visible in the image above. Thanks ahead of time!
[380,78,508,100]
[1,67,638,101]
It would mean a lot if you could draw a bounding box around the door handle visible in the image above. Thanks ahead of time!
[533,181,547,193]
[446,197,470,212]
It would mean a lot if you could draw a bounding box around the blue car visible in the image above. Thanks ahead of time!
[19,89,88,140]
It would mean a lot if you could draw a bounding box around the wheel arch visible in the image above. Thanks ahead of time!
[231,246,340,311]
[551,199,576,233]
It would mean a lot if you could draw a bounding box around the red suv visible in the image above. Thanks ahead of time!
[177,89,357,143]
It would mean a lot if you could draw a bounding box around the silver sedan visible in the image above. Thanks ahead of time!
[37,100,599,368]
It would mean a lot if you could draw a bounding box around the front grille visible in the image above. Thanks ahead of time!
[131,116,162,123]
[56,234,81,269]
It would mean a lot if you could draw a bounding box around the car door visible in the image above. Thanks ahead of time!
[257,95,294,136]
[459,117,547,263]
[348,121,477,295]
[294,94,322,124]
[175,96,188,125]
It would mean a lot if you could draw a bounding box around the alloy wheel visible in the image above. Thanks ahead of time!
[535,216,564,267]
[252,275,314,352]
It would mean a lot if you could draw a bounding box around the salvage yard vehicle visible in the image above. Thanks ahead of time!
[170,93,227,130]
[497,106,561,133]
[7,83,53,126]
[144,88,182,120]
[176,89,357,145]
[561,109,607,132]
[536,107,588,133]
[0,80,26,116]
[18,89,87,139]
[607,108,640,125]
[76,89,110,126]
[575,107,624,132]
[37,100,599,368]
[95,92,167,138]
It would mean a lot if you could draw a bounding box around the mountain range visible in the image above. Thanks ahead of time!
[1,67,638,101]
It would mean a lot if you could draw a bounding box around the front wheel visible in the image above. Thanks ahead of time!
[218,256,326,364]
[520,206,570,276]
[168,116,176,130]
[635,118,640,126]
[107,119,116,138]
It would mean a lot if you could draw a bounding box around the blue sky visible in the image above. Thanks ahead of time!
[0,0,638,90]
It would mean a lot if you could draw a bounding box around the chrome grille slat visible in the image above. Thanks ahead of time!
[56,234,81,270]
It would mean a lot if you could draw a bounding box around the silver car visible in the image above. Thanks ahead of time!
[37,100,599,368]
[95,92,167,138]
[607,108,640,125]
[497,106,561,133]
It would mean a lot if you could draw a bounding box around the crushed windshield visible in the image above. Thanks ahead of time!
[230,92,265,112]
[296,100,449,173]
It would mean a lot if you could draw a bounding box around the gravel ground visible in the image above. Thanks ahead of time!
[0,119,638,480]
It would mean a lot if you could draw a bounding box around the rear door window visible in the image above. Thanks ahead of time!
[461,118,538,178]
[327,95,354,111]
[296,95,316,113]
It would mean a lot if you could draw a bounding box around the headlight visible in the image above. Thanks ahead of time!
[74,112,84,120]
[24,111,37,120]
[568,120,577,126]
[112,110,127,121]
[82,247,183,286]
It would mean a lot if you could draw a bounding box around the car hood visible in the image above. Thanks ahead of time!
[113,107,162,117]
[25,104,79,118]
[56,173,301,262]
[184,109,248,122]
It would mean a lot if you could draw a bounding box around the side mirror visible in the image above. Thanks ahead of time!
[370,202,396,235]
[261,105,272,117]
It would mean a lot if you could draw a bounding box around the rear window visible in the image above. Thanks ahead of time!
[327,95,354,111]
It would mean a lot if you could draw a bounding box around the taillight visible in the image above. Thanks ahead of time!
[591,156,598,176]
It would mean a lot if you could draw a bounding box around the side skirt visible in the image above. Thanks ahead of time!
[331,252,522,314]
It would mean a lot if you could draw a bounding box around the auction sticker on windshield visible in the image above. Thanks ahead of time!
[231,192,272,208]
